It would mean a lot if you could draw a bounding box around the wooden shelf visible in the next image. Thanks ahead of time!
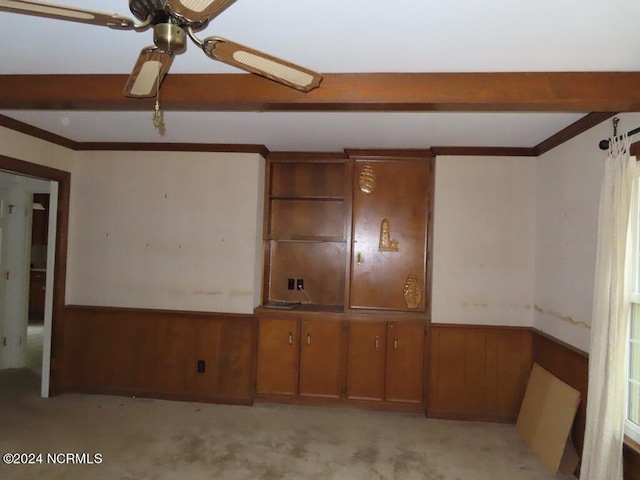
[256,304,344,315]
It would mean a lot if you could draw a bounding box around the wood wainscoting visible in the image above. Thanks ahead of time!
[531,328,640,480]
[427,324,532,423]
[531,329,588,456]
[60,306,257,405]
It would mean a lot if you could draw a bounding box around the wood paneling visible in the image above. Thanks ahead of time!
[61,306,256,404]
[531,329,640,480]
[428,324,532,423]
[3,72,640,112]
[624,442,640,480]
[531,329,588,456]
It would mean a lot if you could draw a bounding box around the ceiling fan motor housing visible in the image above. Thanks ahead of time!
[154,23,187,54]
[129,0,167,23]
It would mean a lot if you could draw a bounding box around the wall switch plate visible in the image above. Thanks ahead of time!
[197,360,205,373]
[296,278,304,290]
[288,278,295,290]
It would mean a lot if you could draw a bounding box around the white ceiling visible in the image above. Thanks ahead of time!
[1,0,640,151]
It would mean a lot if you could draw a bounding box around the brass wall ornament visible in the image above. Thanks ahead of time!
[379,218,399,252]
[358,164,376,194]
[403,275,422,309]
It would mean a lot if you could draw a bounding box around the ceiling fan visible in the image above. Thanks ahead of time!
[0,0,323,98]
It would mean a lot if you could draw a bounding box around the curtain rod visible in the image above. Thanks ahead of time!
[599,125,640,150]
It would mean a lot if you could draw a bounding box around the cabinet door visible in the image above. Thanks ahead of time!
[385,322,424,403]
[256,318,299,396]
[346,321,386,401]
[350,159,429,311]
[299,319,343,398]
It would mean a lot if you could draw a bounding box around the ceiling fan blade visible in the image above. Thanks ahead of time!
[167,0,236,24]
[123,47,175,98]
[202,37,322,92]
[0,0,134,29]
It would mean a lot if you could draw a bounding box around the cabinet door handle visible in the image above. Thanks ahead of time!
[374,336,379,350]
[307,333,311,345]
[393,336,398,350]
[356,252,362,265]
[288,332,293,345]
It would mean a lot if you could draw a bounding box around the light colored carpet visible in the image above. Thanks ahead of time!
[0,369,575,480]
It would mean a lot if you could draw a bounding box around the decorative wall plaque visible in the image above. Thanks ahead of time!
[358,164,376,194]
[403,275,422,309]
[379,218,399,252]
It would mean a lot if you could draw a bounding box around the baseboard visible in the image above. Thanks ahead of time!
[61,385,254,406]
[427,408,516,424]
[255,393,424,414]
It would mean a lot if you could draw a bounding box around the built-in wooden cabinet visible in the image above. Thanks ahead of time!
[350,155,430,311]
[257,150,434,412]
[346,319,424,404]
[299,317,344,398]
[256,314,345,399]
[256,317,299,395]
[384,321,425,403]
[263,154,349,308]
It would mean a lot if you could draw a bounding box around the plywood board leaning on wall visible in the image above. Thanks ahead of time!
[516,362,580,474]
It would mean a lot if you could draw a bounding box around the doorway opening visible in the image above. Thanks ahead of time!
[0,155,68,398]
[0,173,55,395]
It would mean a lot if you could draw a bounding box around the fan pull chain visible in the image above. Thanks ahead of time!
[152,62,166,135]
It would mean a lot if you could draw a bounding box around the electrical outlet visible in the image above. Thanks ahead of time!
[197,360,205,373]
[288,278,295,290]
[296,278,304,290]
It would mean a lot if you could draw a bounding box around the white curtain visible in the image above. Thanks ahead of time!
[580,134,634,480]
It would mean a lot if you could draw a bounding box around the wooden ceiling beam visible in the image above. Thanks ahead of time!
[1,72,640,112]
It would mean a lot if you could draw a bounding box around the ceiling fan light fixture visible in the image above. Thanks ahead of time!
[153,23,186,53]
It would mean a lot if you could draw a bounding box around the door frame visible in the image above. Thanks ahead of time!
[0,154,70,396]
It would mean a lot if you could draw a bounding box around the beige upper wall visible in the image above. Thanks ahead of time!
[0,126,75,171]
[535,112,640,352]
[431,155,536,327]
[65,150,265,314]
